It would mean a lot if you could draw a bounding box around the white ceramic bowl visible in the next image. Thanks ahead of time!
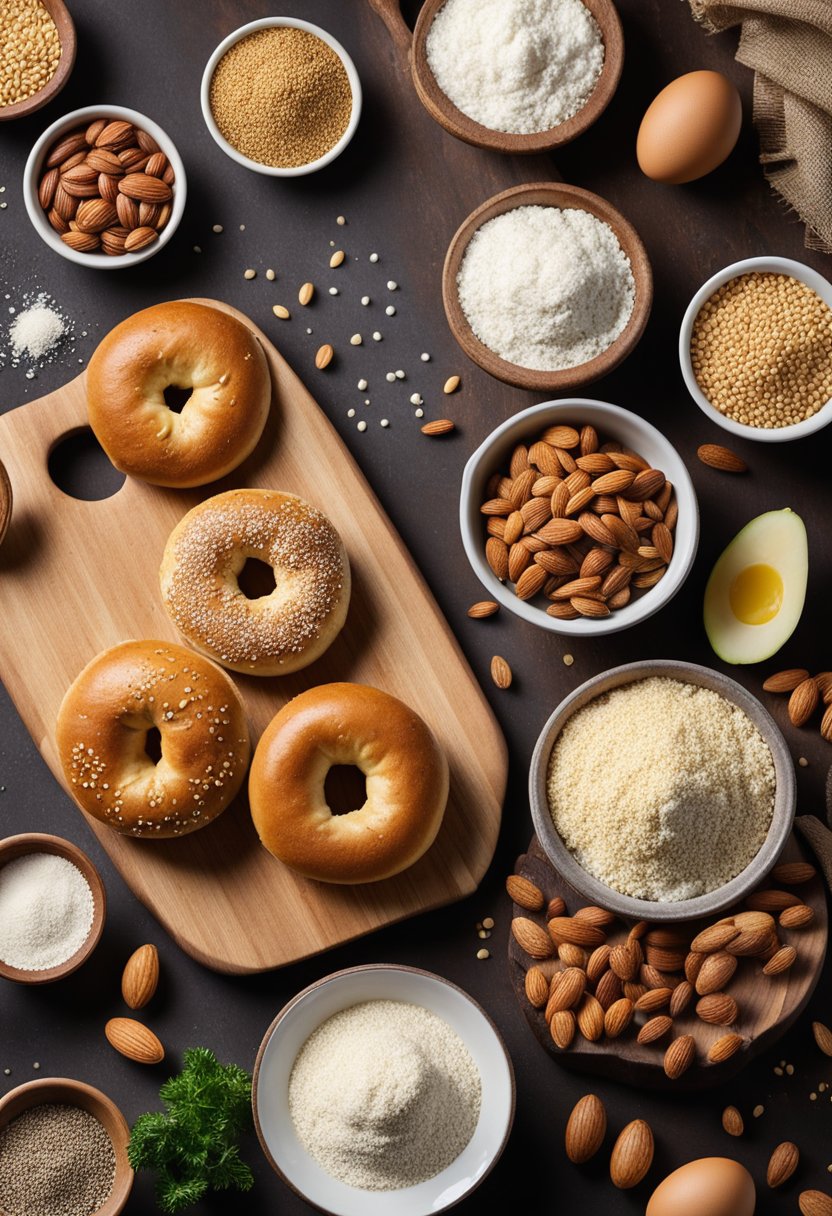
[23,104,186,270]
[252,965,515,1216]
[200,18,362,177]
[460,398,699,636]
[679,255,832,443]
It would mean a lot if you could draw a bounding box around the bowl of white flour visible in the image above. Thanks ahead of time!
[252,964,515,1215]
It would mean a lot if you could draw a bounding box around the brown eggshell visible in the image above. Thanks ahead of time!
[646,1157,756,1216]
[637,71,742,184]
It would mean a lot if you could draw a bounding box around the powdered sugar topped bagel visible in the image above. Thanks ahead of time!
[86,301,271,488]
[160,489,350,676]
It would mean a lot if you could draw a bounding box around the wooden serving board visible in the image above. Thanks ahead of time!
[0,299,507,975]
[508,835,827,1090]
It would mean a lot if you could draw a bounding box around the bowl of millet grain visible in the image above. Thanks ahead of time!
[679,256,832,443]
[529,660,795,922]
[200,18,362,177]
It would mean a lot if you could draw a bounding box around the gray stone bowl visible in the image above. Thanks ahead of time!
[529,659,795,923]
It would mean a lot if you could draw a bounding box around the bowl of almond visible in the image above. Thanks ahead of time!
[460,399,699,635]
[23,104,186,267]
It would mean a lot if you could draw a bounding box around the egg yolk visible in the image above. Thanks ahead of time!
[729,563,783,625]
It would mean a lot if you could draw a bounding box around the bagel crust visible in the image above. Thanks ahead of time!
[86,301,271,488]
[248,683,449,883]
[56,640,251,838]
[159,489,351,676]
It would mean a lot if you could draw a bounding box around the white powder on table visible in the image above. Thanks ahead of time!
[457,205,635,371]
[9,299,66,360]
[546,678,776,901]
[0,852,94,970]
[288,999,481,1190]
[426,0,604,134]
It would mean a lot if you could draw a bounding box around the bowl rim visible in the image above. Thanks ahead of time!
[0,0,77,123]
[0,1076,134,1216]
[678,255,832,443]
[528,659,796,922]
[199,17,363,178]
[0,832,106,983]
[22,103,187,270]
[442,182,652,392]
[251,963,516,1216]
[410,0,623,154]
[459,397,700,636]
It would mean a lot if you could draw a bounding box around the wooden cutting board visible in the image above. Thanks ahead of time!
[0,299,507,974]
[508,835,827,1089]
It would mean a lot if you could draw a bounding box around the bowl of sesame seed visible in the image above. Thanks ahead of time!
[679,256,832,442]
[200,18,362,177]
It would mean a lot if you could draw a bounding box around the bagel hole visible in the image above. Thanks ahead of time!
[324,766,367,816]
[144,727,163,765]
[163,384,193,413]
[238,558,276,600]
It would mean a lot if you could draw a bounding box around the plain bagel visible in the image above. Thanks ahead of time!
[56,640,251,838]
[86,301,271,488]
[248,683,449,883]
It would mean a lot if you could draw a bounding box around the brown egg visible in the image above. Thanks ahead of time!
[647,1157,756,1216]
[637,70,742,184]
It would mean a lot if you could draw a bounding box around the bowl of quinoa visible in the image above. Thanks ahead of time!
[529,660,795,922]
[200,18,362,177]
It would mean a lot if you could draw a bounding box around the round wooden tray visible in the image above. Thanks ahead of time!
[508,833,827,1090]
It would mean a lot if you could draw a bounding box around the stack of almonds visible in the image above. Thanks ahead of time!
[508,860,816,1079]
[480,423,677,620]
[37,117,176,256]
[762,668,832,741]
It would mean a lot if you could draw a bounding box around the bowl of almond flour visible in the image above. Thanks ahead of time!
[529,661,795,922]
[252,964,515,1216]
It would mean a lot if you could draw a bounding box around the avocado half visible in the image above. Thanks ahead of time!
[704,509,808,665]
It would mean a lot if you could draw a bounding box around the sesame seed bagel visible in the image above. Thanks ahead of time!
[86,301,271,488]
[56,640,251,838]
[159,489,351,676]
[249,683,449,883]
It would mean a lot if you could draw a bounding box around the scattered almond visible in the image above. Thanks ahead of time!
[707,1033,743,1063]
[467,600,499,619]
[722,1105,744,1136]
[443,375,460,394]
[767,1141,799,1188]
[586,944,611,983]
[272,304,290,319]
[506,874,544,912]
[511,916,553,959]
[550,967,587,1013]
[329,249,345,268]
[812,1021,832,1056]
[565,1094,607,1164]
[780,904,814,928]
[664,1034,696,1079]
[577,993,605,1041]
[763,668,811,693]
[697,443,748,473]
[490,655,512,689]
[800,1191,832,1216]
[763,945,797,976]
[298,282,315,305]
[610,1119,654,1189]
[421,419,455,436]
[546,896,566,920]
[121,944,159,1010]
[104,1017,164,1064]
[315,343,334,370]
[634,988,672,1013]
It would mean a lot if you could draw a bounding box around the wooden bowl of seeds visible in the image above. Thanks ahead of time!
[0,0,76,122]
[0,1077,133,1215]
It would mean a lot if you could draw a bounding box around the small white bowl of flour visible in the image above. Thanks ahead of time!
[252,964,514,1216]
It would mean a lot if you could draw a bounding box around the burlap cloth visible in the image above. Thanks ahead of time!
[689,0,832,253]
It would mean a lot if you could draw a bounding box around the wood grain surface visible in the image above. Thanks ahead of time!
[0,299,506,974]
[508,835,827,1089]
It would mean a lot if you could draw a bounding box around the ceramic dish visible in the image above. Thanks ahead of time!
[252,964,515,1216]
[0,0,76,123]
[443,182,652,392]
[23,104,187,269]
[460,398,699,636]
[0,1077,133,1215]
[200,18,362,177]
[529,660,796,923]
[679,255,832,443]
[0,832,106,983]
[410,0,623,154]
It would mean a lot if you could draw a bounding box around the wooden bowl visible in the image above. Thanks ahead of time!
[529,660,796,923]
[0,459,11,549]
[411,0,623,153]
[442,182,653,393]
[0,833,106,983]
[0,0,76,122]
[0,1077,133,1216]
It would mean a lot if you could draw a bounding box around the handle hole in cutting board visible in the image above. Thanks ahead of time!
[47,428,125,501]
[324,765,368,815]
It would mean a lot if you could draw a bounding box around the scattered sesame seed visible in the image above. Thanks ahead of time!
[244,269,256,280]
[820,1083,828,1093]
[421,352,431,361]
[357,379,368,390]
[32,1063,40,1071]
[239,224,246,231]
[364,399,370,406]
[306,327,313,335]
[799,756,809,767]
[3,1069,9,1076]
[347,408,355,418]
[415,408,424,418]
[361,296,370,306]
[212,224,223,233]
[350,334,362,345]
[386,306,396,316]
[563,654,574,666]
[369,253,379,263]
[385,372,396,383]
[193,245,202,253]
[357,420,367,432]
[336,215,346,225]
[774,1066,784,1076]
[483,916,494,929]
[387,280,398,290]
[811,1092,818,1101]
[476,948,490,960]
[752,1105,764,1118]
[328,287,339,296]
[410,393,422,405]
[477,929,489,939]
[380,419,389,427]
[266,268,276,281]
[786,1065,795,1076]
[373,331,382,341]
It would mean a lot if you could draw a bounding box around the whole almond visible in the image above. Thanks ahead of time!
[515,563,548,601]
[565,1094,606,1164]
[726,926,773,957]
[124,226,158,253]
[485,537,509,581]
[136,128,160,154]
[771,861,816,885]
[652,522,673,564]
[746,889,802,912]
[669,981,694,1017]
[85,148,124,176]
[505,874,544,912]
[38,167,60,210]
[548,917,605,949]
[722,1105,744,1136]
[62,230,100,252]
[637,1015,673,1045]
[96,120,135,148]
[763,668,811,693]
[138,201,161,227]
[697,443,748,473]
[799,1191,832,1216]
[104,1017,164,1064]
[629,468,665,501]
[707,1032,743,1063]
[550,967,586,1012]
[780,904,814,929]
[315,343,334,370]
[789,677,819,726]
[509,469,536,508]
[100,226,130,255]
[144,152,168,178]
[577,993,605,1041]
[595,970,623,1010]
[524,966,549,1008]
[587,943,611,983]
[609,943,640,982]
[47,207,69,234]
[121,944,159,1009]
[821,705,832,741]
[696,993,738,1025]
[695,952,737,995]
[664,1034,696,1079]
[75,198,118,233]
[763,945,797,976]
[46,131,88,168]
[574,905,616,928]
[559,942,588,969]
[635,988,672,1013]
[467,600,499,619]
[536,518,584,546]
[550,1009,576,1049]
[443,375,461,394]
[118,172,172,202]
[767,1141,799,1188]
[733,910,775,932]
[116,192,140,228]
[813,1022,832,1056]
[610,1119,654,1189]
[604,997,634,1039]
[546,896,566,920]
[421,419,455,437]
[490,655,512,690]
[541,425,579,449]
[511,916,553,959]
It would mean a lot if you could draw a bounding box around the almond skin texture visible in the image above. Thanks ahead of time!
[800,1191,832,1216]
[767,1141,799,1188]
[610,1119,654,1189]
[636,1015,673,1045]
[565,1094,607,1164]
[550,1009,576,1049]
[763,668,810,693]
[121,944,159,1009]
[669,981,694,1018]
[421,419,455,436]
[695,951,738,995]
[595,970,623,1011]
[576,993,605,1041]
[490,655,512,690]
[604,998,634,1039]
[511,917,553,959]
[691,923,740,953]
[550,967,587,1013]
[746,889,801,912]
[524,966,549,1008]
[780,904,814,929]
[771,861,816,885]
[467,600,499,619]
[505,874,545,912]
[813,1022,832,1056]
[789,677,819,726]
[105,1017,164,1064]
[664,1034,696,1079]
[707,1033,743,1063]
[696,993,738,1026]
[722,1105,744,1136]
[697,443,748,473]
[763,945,797,976]
[548,917,606,949]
